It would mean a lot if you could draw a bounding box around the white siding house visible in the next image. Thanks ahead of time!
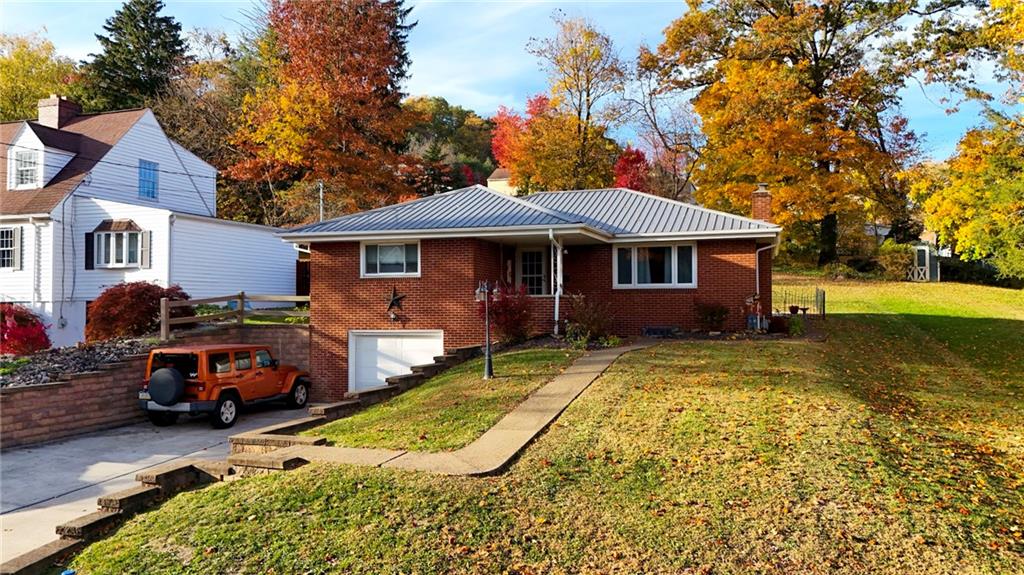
[1,97,295,347]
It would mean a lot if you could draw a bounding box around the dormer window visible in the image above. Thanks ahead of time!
[13,150,39,188]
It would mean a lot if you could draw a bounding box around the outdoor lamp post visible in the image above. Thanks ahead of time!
[475,280,494,379]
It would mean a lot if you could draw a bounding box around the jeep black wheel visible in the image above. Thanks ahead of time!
[147,411,179,426]
[211,393,240,429]
[287,379,309,409]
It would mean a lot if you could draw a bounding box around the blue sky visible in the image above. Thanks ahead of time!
[0,0,996,159]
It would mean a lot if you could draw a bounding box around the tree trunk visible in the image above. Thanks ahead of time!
[818,213,839,265]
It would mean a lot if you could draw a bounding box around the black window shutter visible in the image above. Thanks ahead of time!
[84,233,94,270]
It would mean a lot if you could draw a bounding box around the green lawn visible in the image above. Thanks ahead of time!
[300,348,581,451]
[70,279,1024,574]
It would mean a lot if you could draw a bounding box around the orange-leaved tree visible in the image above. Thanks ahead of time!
[229,0,416,224]
[655,0,987,264]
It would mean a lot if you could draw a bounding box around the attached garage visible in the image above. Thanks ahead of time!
[348,330,445,393]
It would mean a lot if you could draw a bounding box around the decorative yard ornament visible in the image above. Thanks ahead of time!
[387,287,406,321]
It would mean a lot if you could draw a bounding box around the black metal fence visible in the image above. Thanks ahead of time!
[773,286,826,318]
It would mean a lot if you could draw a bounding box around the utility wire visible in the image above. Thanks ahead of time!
[0,140,219,179]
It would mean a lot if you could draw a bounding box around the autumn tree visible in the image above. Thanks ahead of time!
[908,0,1024,278]
[613,146,652,192]
[492,94,619,192]
[524,14,624,190]
[403,95,494,194]
[0,34,77,122]
[79,0,188,111]
[229,0,415,224]
[655,0,988,264]
[623,47,702,201]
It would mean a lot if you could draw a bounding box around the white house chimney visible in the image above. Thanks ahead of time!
[37,95,82,129]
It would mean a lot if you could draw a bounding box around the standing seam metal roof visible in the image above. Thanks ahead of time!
[285,185,778,237]
[524,188,776,235]
[287,185,577,234]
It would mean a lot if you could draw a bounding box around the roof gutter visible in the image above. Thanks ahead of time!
[278,223,612,243]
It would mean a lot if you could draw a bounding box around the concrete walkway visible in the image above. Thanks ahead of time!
[250,343,648,476]
[0,406,301,563]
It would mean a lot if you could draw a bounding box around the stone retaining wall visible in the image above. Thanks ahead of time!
[1,324,309,450]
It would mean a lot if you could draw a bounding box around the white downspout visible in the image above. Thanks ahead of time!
[549,229,563,336]
[754,236,779,330]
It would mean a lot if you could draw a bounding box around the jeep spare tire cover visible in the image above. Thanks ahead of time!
[149,367,185,406]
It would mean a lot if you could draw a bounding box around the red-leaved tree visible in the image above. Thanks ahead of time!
[85,282,193,342]
[0,303,51,355]
[477,283,533,344]
[613,145,652,192]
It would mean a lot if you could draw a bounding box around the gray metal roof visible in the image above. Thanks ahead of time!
[524,188,777,235]
[283,185,779,239]
[287,185,576,234]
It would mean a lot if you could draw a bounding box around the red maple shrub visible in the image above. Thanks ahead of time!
[0,303,51,355]
[477,283,533,344]
[85,282,193,342]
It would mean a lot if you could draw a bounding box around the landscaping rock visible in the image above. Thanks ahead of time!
[1,337,154,388]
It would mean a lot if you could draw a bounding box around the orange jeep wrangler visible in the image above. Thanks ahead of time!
[139,344,310,428]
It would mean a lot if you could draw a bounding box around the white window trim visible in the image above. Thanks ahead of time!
[94,231,142,269]
[359,240,421,278]
[11,150,41,190]
[515,246,550,296]
[612,242,698,289]
[0,227,16,270]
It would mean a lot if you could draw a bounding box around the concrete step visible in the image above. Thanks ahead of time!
[227,450,308,472]
[0,537,84,575]
[385,373,425,391]
[409,363,445,377]
[433,354,459,366]
[135,459,214,494]
[97,484,161,514]
[308,400,360,419]
[449,345,482,361]
[55,509,121,539]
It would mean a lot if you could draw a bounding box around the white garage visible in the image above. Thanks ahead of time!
[348,330,445,393]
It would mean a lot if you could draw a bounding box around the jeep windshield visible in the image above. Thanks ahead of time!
[150,353,200,379]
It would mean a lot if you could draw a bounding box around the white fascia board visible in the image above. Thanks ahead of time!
[0,213,51,223]
[278,223,611,243]
[612,229,782,242]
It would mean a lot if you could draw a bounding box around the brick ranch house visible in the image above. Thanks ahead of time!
[280,185,780,401]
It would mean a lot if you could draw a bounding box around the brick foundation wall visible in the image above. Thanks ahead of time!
[1,325,309,450]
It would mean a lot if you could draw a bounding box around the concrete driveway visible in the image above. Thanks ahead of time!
[0,405,302,563]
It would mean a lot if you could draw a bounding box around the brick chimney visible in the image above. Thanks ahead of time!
[37,95,81,129]
[752,183,772,222]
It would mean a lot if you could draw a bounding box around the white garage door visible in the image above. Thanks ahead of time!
[349,331,444,393]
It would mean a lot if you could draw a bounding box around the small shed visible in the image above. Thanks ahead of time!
[910,242,940,282]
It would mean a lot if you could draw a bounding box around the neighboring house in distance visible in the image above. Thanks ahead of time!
[486,167,516,195]
[0,96,296,347]
[280,184,780,401]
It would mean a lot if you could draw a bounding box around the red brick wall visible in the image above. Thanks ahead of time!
[559,240,764,334]
[308,237,773,400]
[310,238,505,401]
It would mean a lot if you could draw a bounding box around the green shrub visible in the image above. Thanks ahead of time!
[823,262,861,280]
[564,293,612,348]
[877,240,914,281]
[788,315,805,337]
[695,301,729,331]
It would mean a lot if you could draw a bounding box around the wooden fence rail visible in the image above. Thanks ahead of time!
[159,292,310,341]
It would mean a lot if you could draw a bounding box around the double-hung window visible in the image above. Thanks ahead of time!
[14,151,39,188]
[94,231,141,268]
[138,160,159,199]
[362,242,419,277]
[0,227,16,269]
[613,243,697,288]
